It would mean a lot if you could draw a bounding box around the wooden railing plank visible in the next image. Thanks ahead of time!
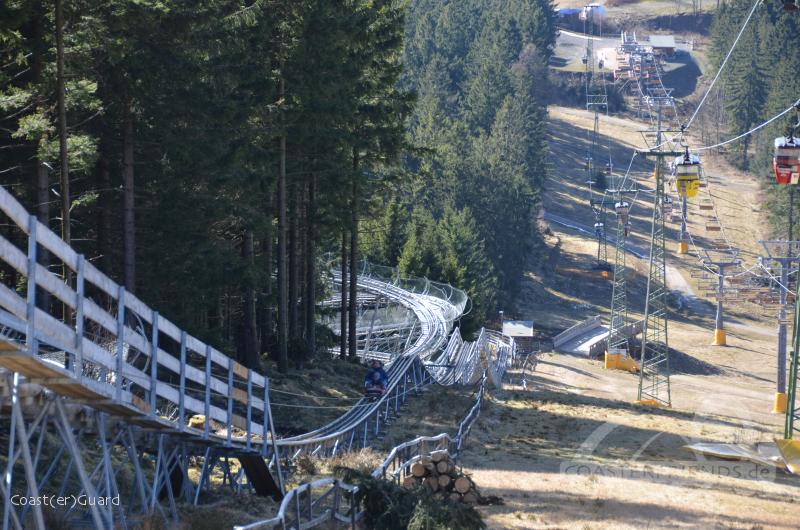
[82,261,118,299]
[123,291,152,323]
[0,184,272,443]
[35,220,79,273]
[208,346,233,371]
[0,283,26,320]
[0,236,77,311]
[156,316,182,345]
[232,361,249,380]
[0,236,27,276]
[0,186,31,229]
[84,299,118,337]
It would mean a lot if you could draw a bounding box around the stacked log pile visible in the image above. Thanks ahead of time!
[401,450,481,504]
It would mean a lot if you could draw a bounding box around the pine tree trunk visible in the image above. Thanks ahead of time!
[242,229,259,368]
[288,182,299,341]
[277,77,289,373]
[35,162,49,225]
[297,190,307,345]
[340,231,348,359]
[32,2,50,312]
[304,174,316,362]
[259,193,274,355]
[55,0,71,264]
[348,150,359,360]
[97,156,113,273]
[122,103,135,293]
[36,161,50,310]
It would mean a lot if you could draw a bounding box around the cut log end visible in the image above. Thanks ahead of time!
[454,476,473,494]
[423,476,439,492]
[463,491,479,505]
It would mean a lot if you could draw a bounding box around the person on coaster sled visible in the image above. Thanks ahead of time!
[364,359,388,396]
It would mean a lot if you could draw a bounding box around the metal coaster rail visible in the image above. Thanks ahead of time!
[237,330,516,530]
[0,182,515,529]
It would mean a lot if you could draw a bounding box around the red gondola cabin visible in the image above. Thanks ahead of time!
[774,136,800,185]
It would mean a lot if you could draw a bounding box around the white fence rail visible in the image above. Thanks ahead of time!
[0,184,279,452]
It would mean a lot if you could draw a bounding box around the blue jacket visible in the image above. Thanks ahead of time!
[364,367,388,387]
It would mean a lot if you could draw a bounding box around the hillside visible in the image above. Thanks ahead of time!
[456,0,800,527]
[2,1,800,529]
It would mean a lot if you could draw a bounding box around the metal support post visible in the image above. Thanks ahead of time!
[760,241,800,413]
[702,251,741,347]
[678,194,689,254]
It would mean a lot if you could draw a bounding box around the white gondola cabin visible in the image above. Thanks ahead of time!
[774,136,800,185]
[615,201,631,225]
[674,152,701,199]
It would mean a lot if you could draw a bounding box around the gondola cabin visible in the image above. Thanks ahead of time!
[604,163,613,176]
[773,136,800,185]
[783,0,799,12]
[674,153,701,199]
[615,201,630,225]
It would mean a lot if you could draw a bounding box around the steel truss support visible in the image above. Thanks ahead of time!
[635,109,681,407]
[0,385,285,530]
[605,187,637,370]
[584,4,609,271]
[0,390,132,530]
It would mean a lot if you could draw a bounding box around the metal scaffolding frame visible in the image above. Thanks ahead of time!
[584,5,609,270]
[0,378,229,530]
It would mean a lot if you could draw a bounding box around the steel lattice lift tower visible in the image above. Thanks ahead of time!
[604,182,637,370]
[635,101,682,407]
[583,4,610,271]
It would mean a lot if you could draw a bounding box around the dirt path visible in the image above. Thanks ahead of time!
[462,363,800,529]
[469,100,800,527]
